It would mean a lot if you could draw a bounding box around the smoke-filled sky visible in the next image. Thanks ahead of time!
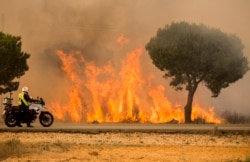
[0,0,250,115]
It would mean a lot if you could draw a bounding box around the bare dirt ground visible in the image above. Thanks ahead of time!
[0,132,249,162]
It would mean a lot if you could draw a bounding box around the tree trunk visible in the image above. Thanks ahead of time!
[184,84,198,123]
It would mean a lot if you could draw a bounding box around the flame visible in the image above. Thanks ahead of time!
[148,85,184,123]
[49,37,221,124]
[192,104,221,124]
[116,34,129,46]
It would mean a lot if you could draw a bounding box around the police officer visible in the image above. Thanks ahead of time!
[18,86,37,127]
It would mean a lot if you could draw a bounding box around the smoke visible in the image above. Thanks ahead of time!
[0,0,249,115]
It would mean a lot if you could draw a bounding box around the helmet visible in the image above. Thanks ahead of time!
[22,86,29,93]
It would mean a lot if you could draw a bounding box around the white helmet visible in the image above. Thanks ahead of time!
[22,86,29,93]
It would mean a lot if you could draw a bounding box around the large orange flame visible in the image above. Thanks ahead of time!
[49,36,221,124]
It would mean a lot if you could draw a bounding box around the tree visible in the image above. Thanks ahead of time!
[145,22,249,123]
[0,32,30,94]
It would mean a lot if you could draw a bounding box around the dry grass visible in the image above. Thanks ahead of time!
[0,138,25,160]
[0,132,249,161]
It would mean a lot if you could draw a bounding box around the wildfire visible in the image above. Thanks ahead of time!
[49,36,221,124]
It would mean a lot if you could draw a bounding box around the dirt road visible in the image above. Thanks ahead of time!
[1,122,250,134]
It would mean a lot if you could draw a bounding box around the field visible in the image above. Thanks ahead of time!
[0,132,250,162]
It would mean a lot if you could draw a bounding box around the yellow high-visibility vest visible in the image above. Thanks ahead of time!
[18,92,29,106]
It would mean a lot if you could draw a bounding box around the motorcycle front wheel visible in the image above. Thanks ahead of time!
[4,114,17,127]
[39,112,54,127]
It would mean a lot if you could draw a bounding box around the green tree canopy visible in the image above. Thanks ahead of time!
[0,32,30,94]
[146,22,249,123]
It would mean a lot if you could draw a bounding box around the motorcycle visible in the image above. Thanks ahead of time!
[2,92,54,127]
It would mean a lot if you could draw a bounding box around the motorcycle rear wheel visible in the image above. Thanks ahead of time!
[39,112,54,127]
[4,114,17,127]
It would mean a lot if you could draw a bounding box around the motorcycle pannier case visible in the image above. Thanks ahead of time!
[3,98,12,105]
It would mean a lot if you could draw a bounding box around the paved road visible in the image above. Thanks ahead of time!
[0,121,250,134]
